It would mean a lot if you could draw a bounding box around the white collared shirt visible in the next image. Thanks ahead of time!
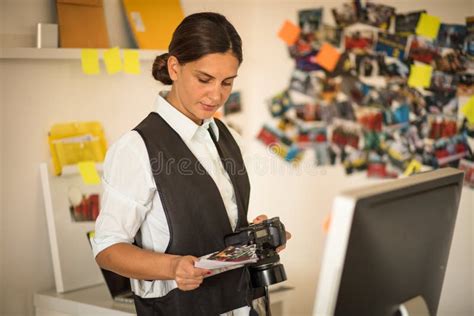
[92,91,250,314]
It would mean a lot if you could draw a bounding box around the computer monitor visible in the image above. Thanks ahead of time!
[313,168,464,316]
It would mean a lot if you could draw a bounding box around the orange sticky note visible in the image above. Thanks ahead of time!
[314,43,341,72]
[213,108,223,120]
[278,20,301,46]
[416,13,441,40]
[322,213,332,234]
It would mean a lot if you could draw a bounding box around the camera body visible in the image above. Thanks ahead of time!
[224,217,287,288]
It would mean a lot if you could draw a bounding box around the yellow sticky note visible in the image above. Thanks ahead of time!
[123,50,141,74]
[403,159,422,176]
[408,64,433,88]
[416,13,441,40]
[103,47,123,74]
[461,96,474,124]
[81,49,100,75]
[77,161,101,185]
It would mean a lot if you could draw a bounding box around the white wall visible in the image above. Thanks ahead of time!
[1,0,6,312]
[0,0,56,47]
[0,51,5,316]
[0,0,473,315]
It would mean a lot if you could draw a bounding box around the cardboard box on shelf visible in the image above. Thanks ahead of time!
[56,0,110,48]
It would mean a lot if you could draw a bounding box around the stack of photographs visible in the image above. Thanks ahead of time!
[195,245,258,276]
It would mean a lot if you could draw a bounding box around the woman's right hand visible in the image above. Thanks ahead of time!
[171,256,211,291]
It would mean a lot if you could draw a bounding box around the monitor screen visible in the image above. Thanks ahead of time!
[313,168,464,316]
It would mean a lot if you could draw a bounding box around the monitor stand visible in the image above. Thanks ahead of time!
[397,295,430,316]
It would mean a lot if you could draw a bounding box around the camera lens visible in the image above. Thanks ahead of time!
[249,263,287,288]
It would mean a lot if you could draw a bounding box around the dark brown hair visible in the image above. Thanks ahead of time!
[152,12,243,85]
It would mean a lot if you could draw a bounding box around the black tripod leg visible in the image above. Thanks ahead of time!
[264,286,272,316]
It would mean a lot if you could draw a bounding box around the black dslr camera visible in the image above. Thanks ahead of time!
[224,217,287,288]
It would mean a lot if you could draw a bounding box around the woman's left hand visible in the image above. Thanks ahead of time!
[252,214,292,253]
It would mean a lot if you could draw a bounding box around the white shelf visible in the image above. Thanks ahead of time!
[0,47,164,60]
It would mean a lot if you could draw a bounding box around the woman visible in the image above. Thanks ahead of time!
[92,12,281,315]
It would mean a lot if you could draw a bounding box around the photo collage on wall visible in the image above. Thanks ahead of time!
[215,91,243,134]
[258,0,474,186]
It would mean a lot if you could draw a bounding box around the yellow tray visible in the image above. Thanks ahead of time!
[48,122,107,176]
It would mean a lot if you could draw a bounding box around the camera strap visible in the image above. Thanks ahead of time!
[207,124,246,229]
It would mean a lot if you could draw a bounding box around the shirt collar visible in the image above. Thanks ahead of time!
[154,91,220,142]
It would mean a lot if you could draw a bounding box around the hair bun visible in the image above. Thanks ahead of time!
[152,53,173,85]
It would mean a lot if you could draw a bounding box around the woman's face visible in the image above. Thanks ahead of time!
[167,51,239,125]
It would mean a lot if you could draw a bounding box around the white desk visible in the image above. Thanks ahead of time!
[35,284,294,316]
[35,284,135,316]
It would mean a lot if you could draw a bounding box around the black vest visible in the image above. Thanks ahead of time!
[133,112,253,316]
